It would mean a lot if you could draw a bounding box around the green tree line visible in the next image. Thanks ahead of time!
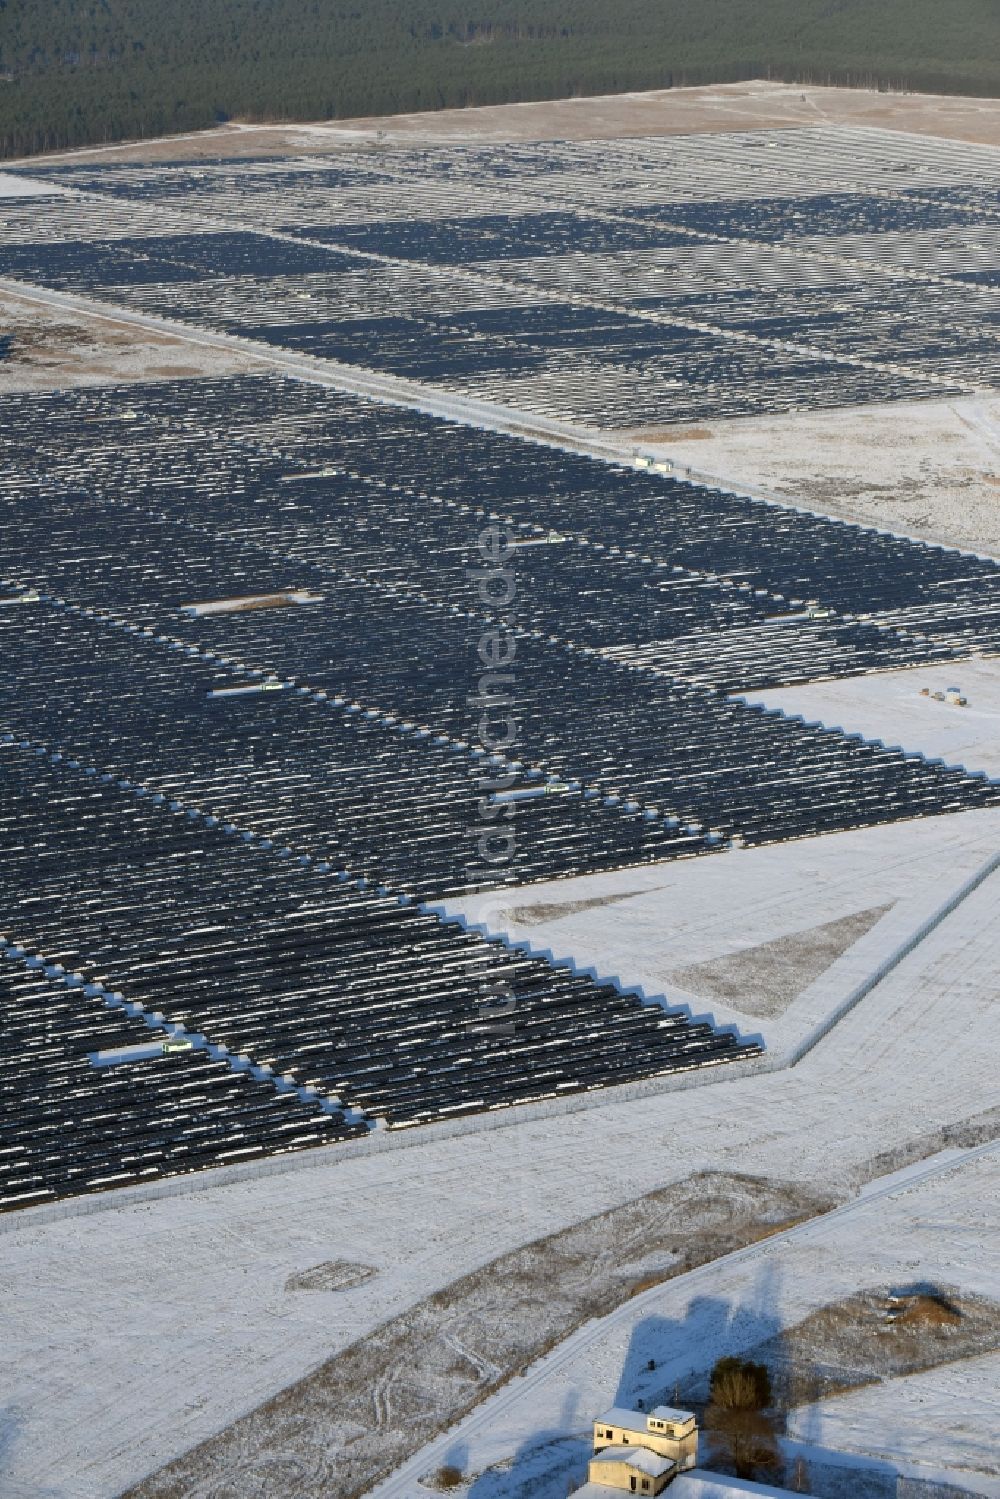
[0,0,997,159]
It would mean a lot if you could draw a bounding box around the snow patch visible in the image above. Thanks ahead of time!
[0,173,66,198]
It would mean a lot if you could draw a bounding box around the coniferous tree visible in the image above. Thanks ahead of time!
[0,0,996,159]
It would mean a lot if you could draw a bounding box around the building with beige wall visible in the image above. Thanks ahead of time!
[592,1406,698,1472]
[587,1445,676,1495]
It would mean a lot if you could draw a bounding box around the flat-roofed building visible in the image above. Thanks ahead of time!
[592,1406,698,1471]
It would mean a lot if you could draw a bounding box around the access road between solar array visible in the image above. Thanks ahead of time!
[6,274,997,577]
[0,273,785,475]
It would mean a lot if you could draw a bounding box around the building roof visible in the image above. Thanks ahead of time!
[650,1404,696,1425]
[594,1404,694,1433]
[593,1445,675,1478]
[671,1472,813,1499]
[594,1406,648,1432]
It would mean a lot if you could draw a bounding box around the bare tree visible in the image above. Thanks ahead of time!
[704,1357,779,1481]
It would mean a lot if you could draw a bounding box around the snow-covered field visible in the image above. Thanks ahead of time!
[369,1146,1000,1499]
[447,809,1000,1054]
[2,825,999,1499]
[744,658,1000,782]
[788,1351,1000,1480]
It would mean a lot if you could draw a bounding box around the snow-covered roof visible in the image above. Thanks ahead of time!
[594,1406,648,1432]
[594,1404,694,1433]
[671,1472,813,1499]
[593,1445,675,1478]
[650,1404,696,1425]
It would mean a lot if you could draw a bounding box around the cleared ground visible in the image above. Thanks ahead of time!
[448,808,1000,1054]
[665,905,892,1022]
[0,285,255,391]
[625,397,1000,559]
[15,81,1000,165]
[744,658,1000,781]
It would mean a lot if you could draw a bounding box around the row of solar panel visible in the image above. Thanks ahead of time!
[0,960,363,1212]
[2,374,996,627]
[1,173,994,426]
[1,578,994,912]
[0,743,760,1211]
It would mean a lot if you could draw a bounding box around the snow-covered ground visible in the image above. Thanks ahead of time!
[743,658,1000,782]
[3,97,999,1499]
[446,809,1000,1054]
[2,830,999,1498]
[672,1478,798,1499]
[368,1146,1000,1499]
[0,172,64,197]
[788,1351,1000,1480]
[629,395,1000,559]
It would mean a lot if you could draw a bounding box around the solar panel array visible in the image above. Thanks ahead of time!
[1,737,753,1194]
[0,960,360,1211]
[5,123,999,426]
[1,123,999,1208]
